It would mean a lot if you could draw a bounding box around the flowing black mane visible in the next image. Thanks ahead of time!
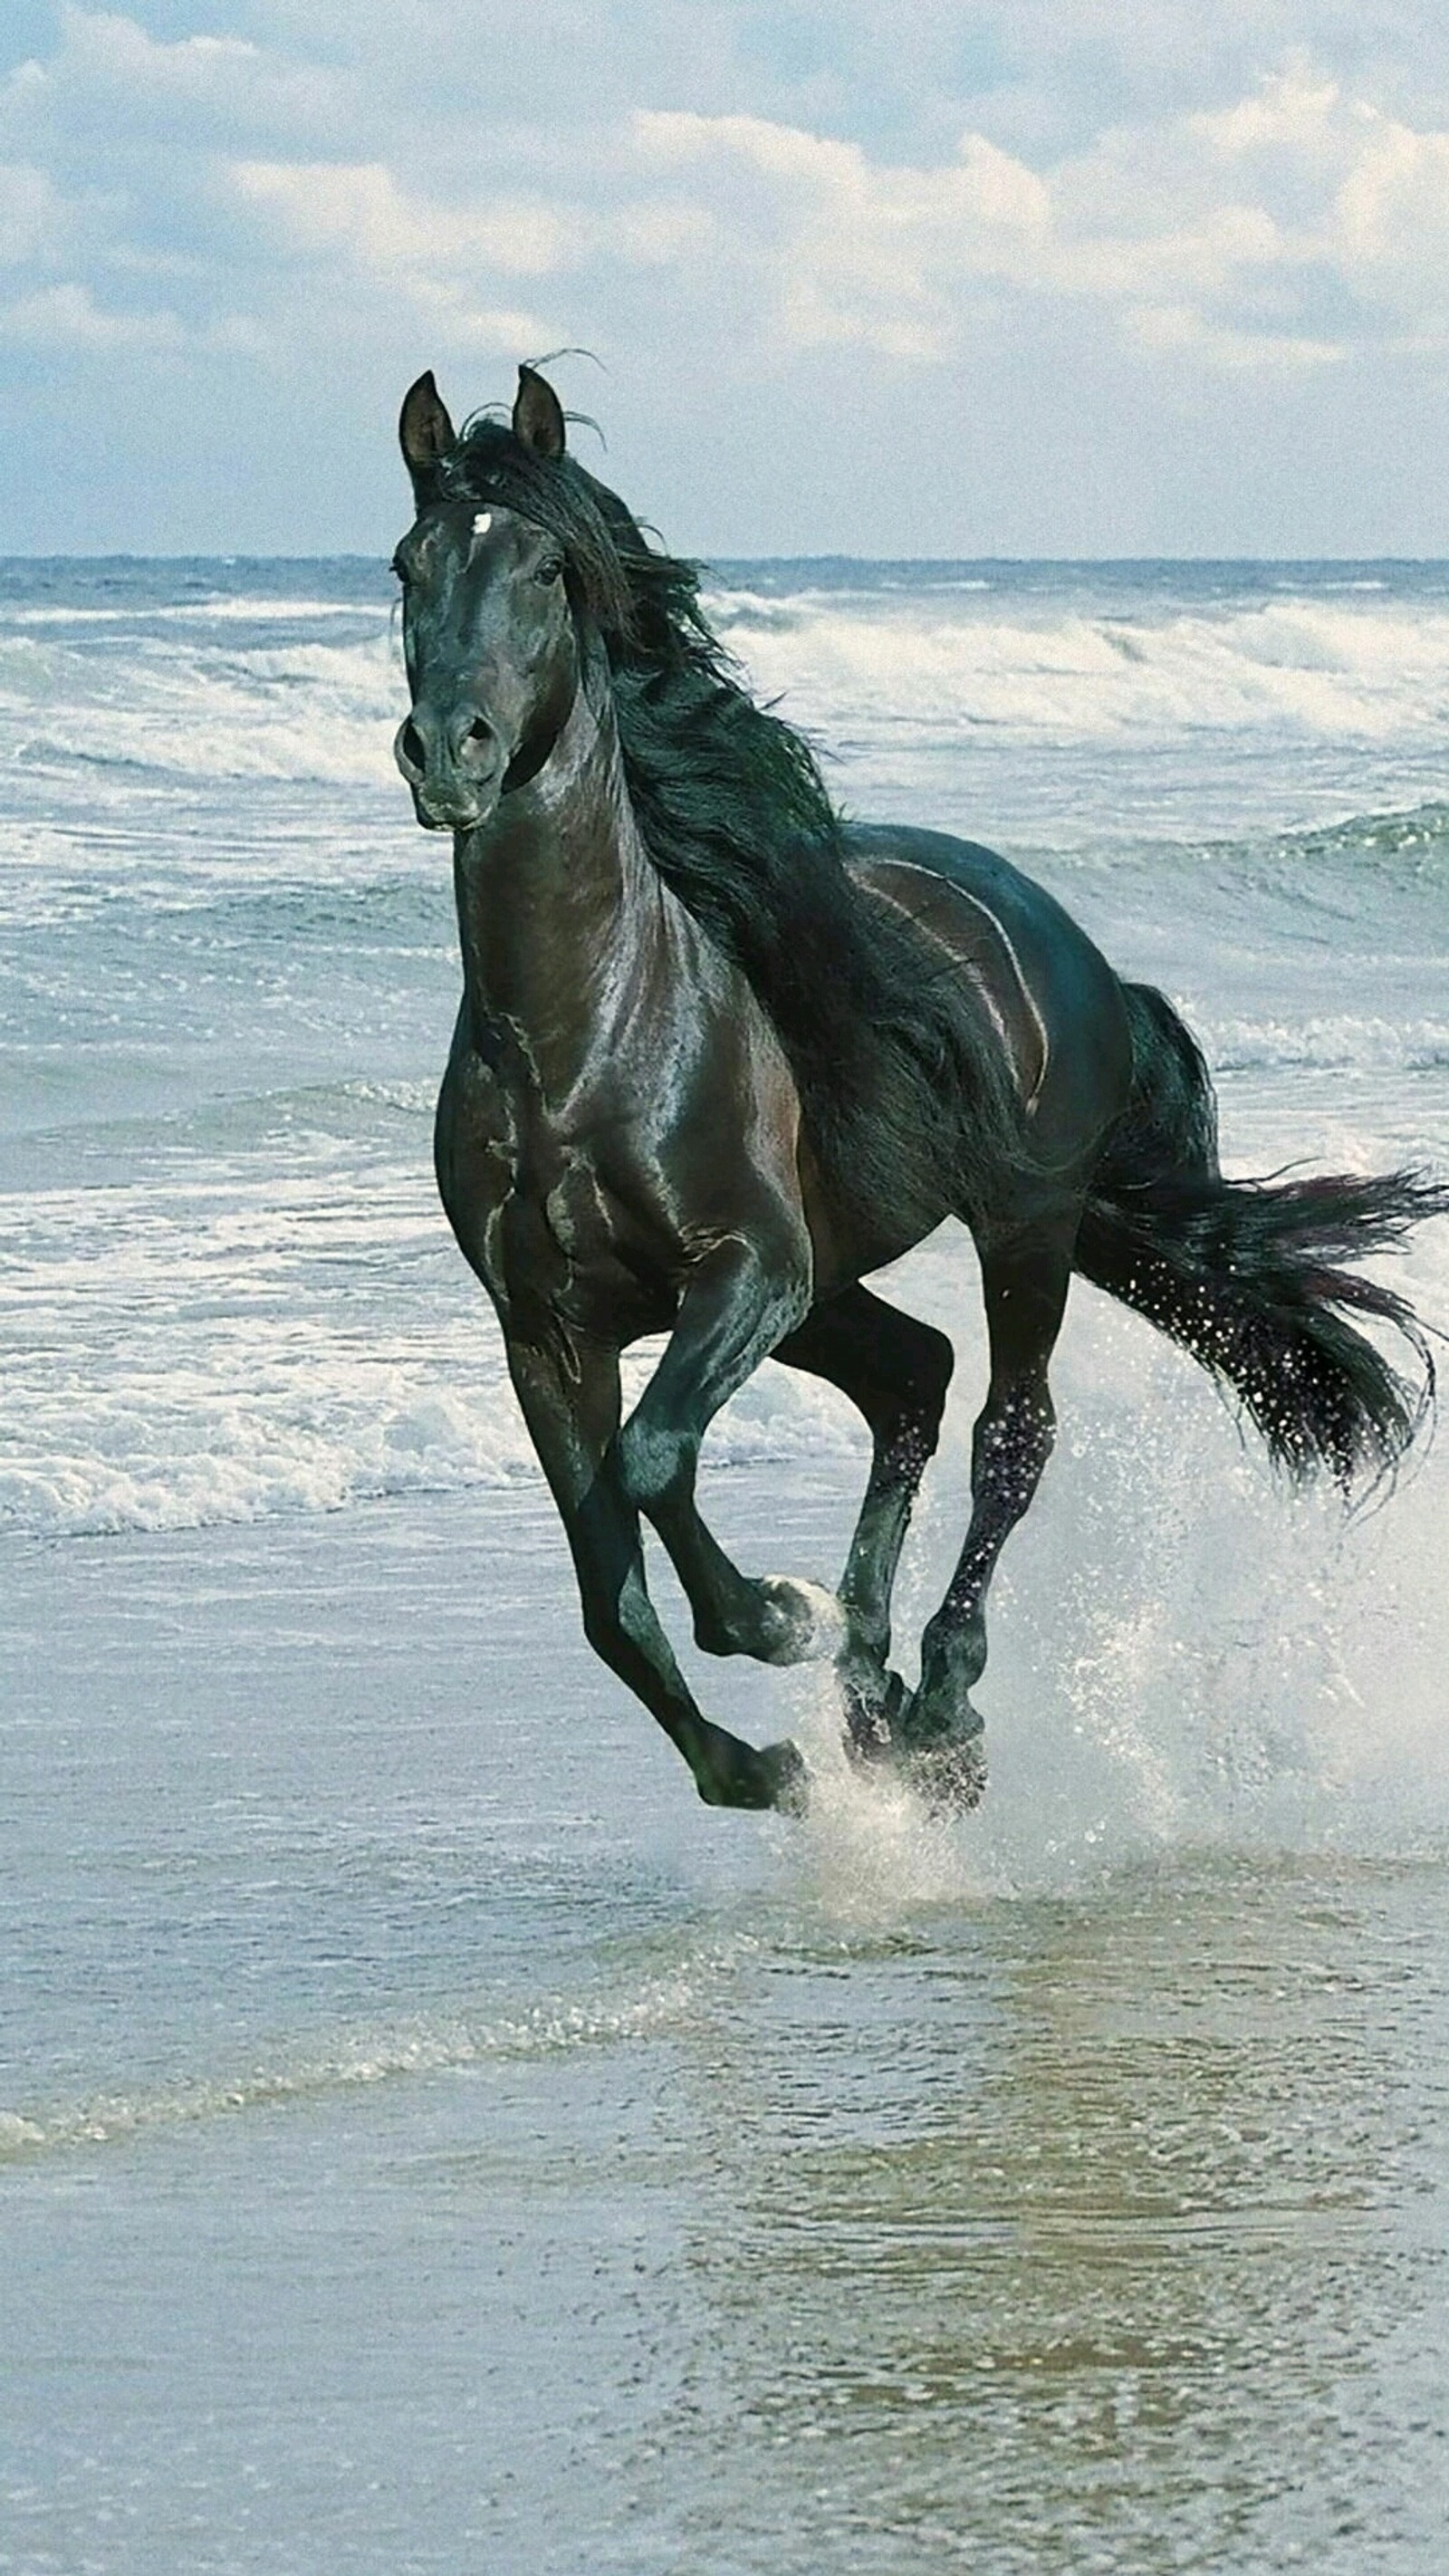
[434,418,1027,1226]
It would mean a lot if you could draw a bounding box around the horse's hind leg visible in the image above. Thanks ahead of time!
[772,1287,955,1746]
[899,1215,1078,1802]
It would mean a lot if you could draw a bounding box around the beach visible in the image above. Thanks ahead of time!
[6,1477,1448,2572]
[4,555,1448,2571]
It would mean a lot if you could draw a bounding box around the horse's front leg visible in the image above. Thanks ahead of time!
[613,1221,844,1669]
[896,1215,1078,1805]
[505,1332,805,1812]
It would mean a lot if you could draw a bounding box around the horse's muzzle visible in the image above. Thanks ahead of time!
[394,714,502,831]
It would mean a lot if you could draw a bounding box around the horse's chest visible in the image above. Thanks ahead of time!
[437,1053,672,1342]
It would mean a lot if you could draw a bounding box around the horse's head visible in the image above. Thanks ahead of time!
[392,368,580,832]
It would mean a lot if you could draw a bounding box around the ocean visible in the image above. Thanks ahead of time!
[3,556,1447,2571]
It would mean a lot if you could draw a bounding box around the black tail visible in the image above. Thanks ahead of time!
[1076,984,1448,1488]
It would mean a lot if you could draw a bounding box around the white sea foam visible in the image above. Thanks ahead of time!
[2,559,1446,1569]
[770,1314,1449,1915]
[0,1360,860,1540]
[4,1076,1444,1542]
[4,597,375,627]
[0,625,403,786]
[0,1961,721,2161]
[1204,1014,1449,1072]
[712,589,1449,751]
[5,572,1449,820]
[0,1135,864,1538]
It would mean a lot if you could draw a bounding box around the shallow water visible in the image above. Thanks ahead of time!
[3,557,1448,2571]
[5,1493,1446,2575]
[1,1484,1444,2574]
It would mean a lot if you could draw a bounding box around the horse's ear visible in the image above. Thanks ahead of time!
[399,371,457,500]
[513,365,566,459]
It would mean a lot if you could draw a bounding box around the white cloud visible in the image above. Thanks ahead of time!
[8,13,1449,387]
[611,200,722,265]
[2,5,349,142]
[627,68,1449,370]
[5,5,1449,546]
[634,113,1051,359]
[56,8,264,97]
[219,161,563,359]
[1124,300,1345,370]
[226,161,571,282]
[0,162,71,268]
[0,278,183,348]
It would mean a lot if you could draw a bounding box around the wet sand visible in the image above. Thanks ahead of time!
[4,1473,1447,2574]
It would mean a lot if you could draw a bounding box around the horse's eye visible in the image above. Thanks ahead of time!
[536,556,565,586]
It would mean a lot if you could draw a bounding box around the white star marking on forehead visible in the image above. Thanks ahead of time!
[472,512,493,537]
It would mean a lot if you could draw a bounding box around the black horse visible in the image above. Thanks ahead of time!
[391,363,1444,1813]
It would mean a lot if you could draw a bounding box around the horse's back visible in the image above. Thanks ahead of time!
[843,822,1134,1168]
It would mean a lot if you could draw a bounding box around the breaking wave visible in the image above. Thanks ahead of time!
[711,578,1449,749]
[5,564,1449,818]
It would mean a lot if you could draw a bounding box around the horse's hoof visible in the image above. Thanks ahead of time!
[758,1737,810,1815]
[696,1734,809,1813]
[841,1663,909,1763]
[844,1676,987,1814]
[902,1717,987,1816]
[754,1575,848,1666]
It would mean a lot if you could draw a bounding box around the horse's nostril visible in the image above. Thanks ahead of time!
[465,717,494,749]
[400,719,427,772]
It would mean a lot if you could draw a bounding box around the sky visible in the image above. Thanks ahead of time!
[6,4,1449,554]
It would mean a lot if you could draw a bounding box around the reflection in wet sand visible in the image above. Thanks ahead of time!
[655,1855,1448,2571]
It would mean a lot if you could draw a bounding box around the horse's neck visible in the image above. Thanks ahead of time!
[451,679,663,1092]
